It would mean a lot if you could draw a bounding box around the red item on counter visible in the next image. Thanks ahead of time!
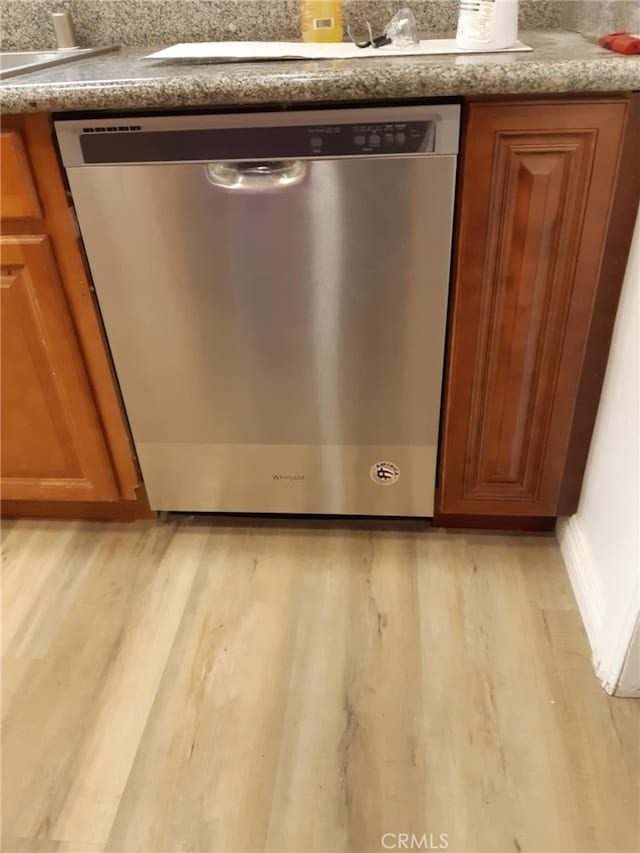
[598,32,640,54]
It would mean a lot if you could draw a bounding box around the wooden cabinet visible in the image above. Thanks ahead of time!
[437,97,638,520]
[1,236,118,501]
[0,130,42,220]
[1,101,636,524]
[1,114,151,517]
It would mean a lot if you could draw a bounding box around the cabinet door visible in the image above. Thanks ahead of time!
[438,99,628,517]
[0,129,43,221]
[1,113,145,516]
[1,236,119,501]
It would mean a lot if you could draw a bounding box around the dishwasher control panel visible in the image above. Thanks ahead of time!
[76,121,436,163]
[55,106,460,166]
[306,121,434,155]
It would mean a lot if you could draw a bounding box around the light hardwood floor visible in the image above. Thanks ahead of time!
[2,517,638,853]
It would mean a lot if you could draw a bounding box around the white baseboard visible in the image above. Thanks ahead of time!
[557,516,640,695]
[598,592,640,696]
[615,618,640,696]
[557,516,604,649]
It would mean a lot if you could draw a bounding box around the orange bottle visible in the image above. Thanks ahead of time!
[300,0,343,43]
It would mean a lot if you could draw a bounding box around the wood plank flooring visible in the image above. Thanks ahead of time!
[2,517,638,853]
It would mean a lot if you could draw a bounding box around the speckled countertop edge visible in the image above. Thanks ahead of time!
[1,32,639,114]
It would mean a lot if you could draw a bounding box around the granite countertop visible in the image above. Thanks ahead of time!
[2,31,639,114]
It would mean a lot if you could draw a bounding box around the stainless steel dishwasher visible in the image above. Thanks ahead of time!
[55,105,460,516]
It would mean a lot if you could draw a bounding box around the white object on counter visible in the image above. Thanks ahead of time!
[456,0,519,51]
[144,38,530,62]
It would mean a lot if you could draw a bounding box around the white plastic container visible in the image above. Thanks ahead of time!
[456,0,519,51]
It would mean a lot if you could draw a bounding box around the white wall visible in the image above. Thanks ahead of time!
[558,204,640,695]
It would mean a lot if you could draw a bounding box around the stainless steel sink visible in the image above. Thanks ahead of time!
[0,47,117,79]
[1,50,60,72]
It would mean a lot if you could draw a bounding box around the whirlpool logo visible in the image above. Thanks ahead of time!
[272,473,305,481]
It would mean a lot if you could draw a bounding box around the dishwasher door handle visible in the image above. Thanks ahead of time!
[205,160,307,191]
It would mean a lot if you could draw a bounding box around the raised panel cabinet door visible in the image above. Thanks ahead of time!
[1,236,119,501]
[0,129,43,221]
[438,99,629,517]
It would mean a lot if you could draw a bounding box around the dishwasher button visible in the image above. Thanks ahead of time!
[395,131,407,146]
[368,133,381,147]
[384,132,394,145]
[354,134,366,146]
[310,136,324,148]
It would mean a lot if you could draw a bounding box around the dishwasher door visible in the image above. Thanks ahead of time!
[63,120,457,515]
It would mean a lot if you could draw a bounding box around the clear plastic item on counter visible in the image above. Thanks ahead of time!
[347,7,419,49]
